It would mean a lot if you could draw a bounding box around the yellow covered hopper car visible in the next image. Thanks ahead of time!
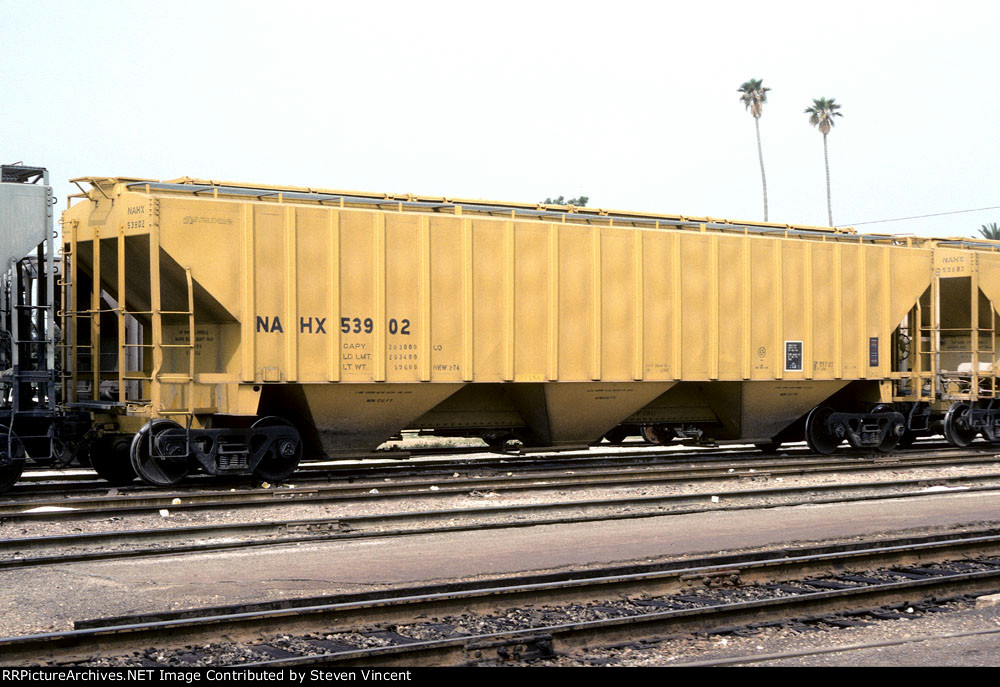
[58,176,1000,485]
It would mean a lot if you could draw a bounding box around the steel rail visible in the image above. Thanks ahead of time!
[76,526,1000,629]
[7,442,808,488]
[675,627,1000,667]
[4,530,1000,665]
[3,449,998,520]
[10,438,973,490]
[4,443,811,492]
[3,474,1000,571]
[261,569,1000,668]
[1,446,824,489]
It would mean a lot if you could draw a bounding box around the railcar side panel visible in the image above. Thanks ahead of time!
[601,228,637,382]
[811,243,837,379]
[512,222,548,382]
[680,233,711,380]
[718,236,744,379]
[557,225,595,381]
[750,239,777,380]
[471,219,505,381]
[640,231,674,380]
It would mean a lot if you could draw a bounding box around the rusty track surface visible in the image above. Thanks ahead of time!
[5,528,1000,666]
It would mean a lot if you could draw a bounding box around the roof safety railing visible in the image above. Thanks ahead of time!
[57,176,988,250]
[110,180,908,245]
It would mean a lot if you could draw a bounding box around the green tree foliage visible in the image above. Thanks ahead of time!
[980,222,1000,241]
[542,195,589,207]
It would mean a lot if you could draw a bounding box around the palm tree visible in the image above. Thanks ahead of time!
[738,79,771,221]
[805,97,844,226]
[980,223,1000,241]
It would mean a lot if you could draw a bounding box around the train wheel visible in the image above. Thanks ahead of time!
[804,406,841,455]
[252,417,302,482]
[873,405,903,453]
[603,426,629,444]
[754,440,783,453]
[90,437,138,486]
[943,402,978,448]
[0,428,24,492]
[640,424,675,445]
[130,420,189,486]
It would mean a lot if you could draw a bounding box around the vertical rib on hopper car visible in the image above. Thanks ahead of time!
[57,176,1000,486]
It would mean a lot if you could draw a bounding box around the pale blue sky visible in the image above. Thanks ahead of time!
[3,0,998,237]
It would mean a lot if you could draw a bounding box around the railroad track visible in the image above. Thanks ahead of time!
[7,528,1000,666]
[7,445,795,496]
[4,446,998,521]
[10,438,981,495]
[4,444,801,496]
[13,440,761,485]
[3,470,1000,571]
[674,627,1000,667]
